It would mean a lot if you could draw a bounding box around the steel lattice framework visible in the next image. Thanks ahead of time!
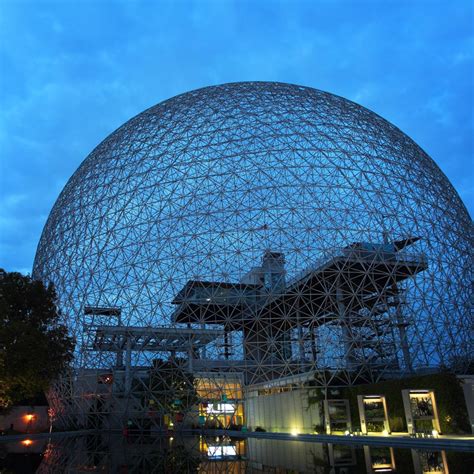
[32,82,472,430]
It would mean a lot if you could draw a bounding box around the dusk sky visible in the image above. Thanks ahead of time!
[0,0,472,275]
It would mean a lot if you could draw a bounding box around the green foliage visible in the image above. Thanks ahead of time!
[0,269,75,409]
[313,423,325,433]
[343,372,470,434]
[414,419,433,432]
[306,388,325,409]
[366,421,384,432]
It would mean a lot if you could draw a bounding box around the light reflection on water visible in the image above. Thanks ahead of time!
[1,434,473,473]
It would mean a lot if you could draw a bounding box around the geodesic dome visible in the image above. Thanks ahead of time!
[33,81,472,377]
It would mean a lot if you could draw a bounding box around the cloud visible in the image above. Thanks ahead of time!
[0,0,472,273]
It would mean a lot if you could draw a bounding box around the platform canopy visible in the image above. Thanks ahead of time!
[90,325,223,352]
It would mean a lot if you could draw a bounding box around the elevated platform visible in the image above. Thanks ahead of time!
[84,306,121,316]
[171,240,427,329]
[90,325,223,352]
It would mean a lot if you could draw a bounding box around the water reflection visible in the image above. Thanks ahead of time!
[363,446,396,473]
[0,434,473,473]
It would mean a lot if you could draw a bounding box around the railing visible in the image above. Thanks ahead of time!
[287,248,428,289]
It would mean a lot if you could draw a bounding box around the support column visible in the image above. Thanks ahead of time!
[391,281,413,372]
[116,313,123,367]
[124,336,132,395]
[337,284,354,369]
[188,338,194,372]
[224,330,230,360]
[310,324,318,363]
[200,307,207,359]
[296,297,305,366]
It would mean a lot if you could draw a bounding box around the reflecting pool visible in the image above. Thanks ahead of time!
[1,434,473,473]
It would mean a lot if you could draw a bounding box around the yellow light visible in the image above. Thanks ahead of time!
[24,414,35,422]
[344,430,350,436]
[432,429,439,438]
[21,439,33,446]
[291,429,299,436]
[382,429,389,436]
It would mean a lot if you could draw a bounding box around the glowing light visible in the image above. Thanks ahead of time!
[409,391,432,400]
[24,414,35,422]
[432,429,439,438]
[382,429,389,436]
[207,445,237,458]
[206,403,235,414]
[291,429,299,436]
[21,439,33,446]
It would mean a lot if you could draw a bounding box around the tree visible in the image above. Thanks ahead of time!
[0,269,74,409]
[147,358,199,414]
[134,358,199,427]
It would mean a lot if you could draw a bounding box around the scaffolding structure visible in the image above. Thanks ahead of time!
[45,240,431,430]
[33,82,472,430]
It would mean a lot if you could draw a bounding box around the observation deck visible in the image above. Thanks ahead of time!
[171,238,428,329]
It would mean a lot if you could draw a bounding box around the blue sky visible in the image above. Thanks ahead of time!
[0,0,472,274]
